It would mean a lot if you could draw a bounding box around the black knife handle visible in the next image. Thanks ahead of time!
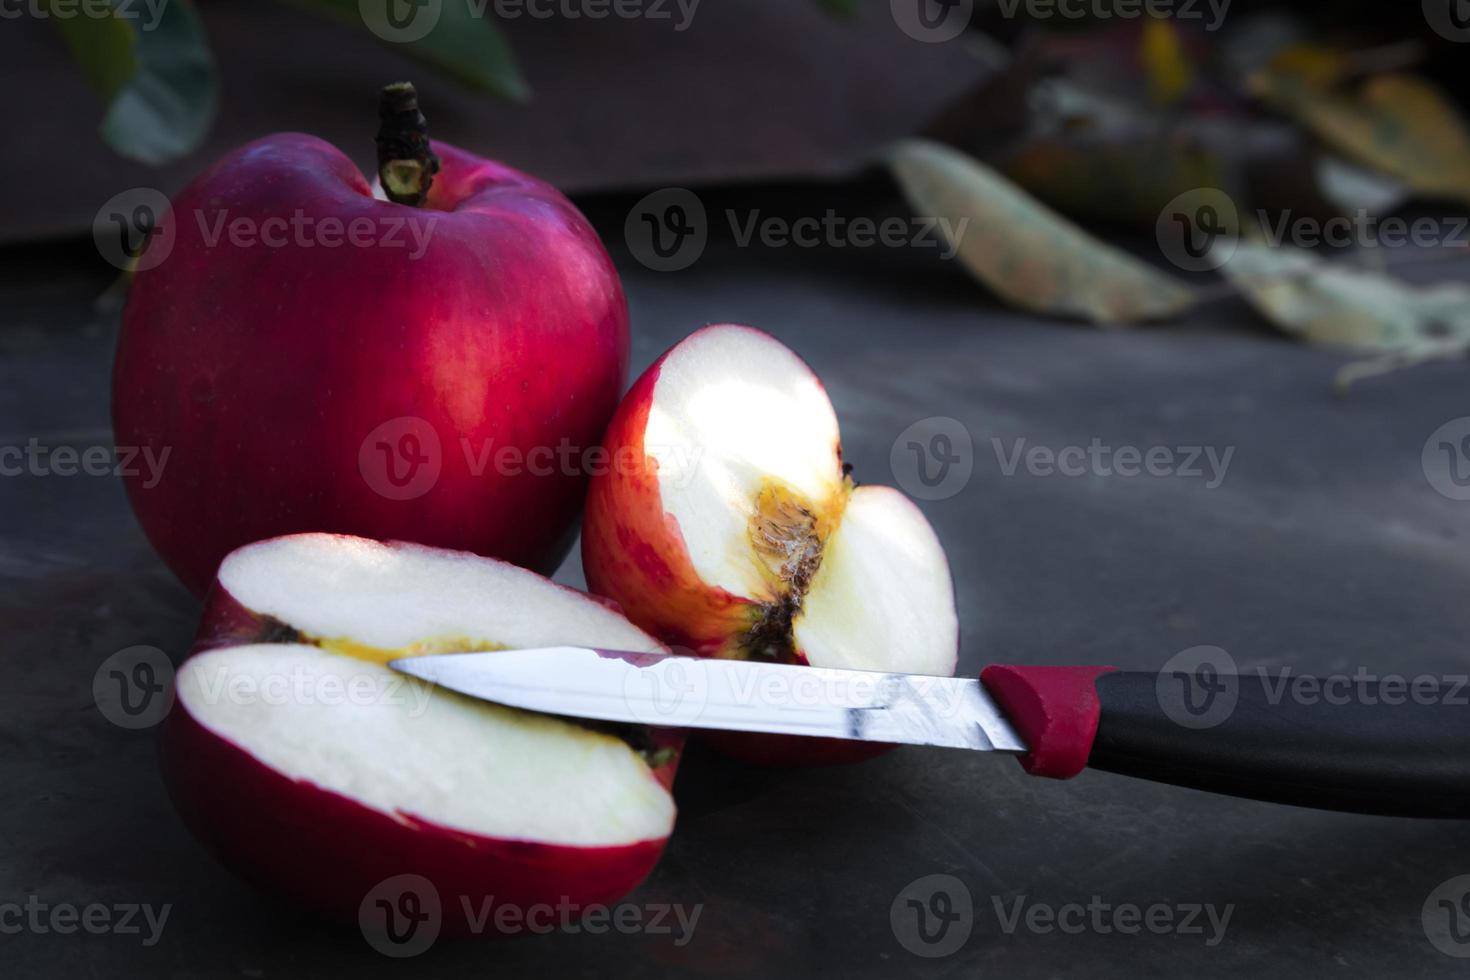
[980,665,1470,818]
[1088,670,1470,818]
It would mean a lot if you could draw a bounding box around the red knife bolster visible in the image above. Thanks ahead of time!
[980,665,1119,779]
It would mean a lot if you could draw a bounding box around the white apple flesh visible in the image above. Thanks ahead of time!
[582,324,959,765]
[163,534,678,935]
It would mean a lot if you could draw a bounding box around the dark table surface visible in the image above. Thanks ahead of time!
[4,184,1470,978]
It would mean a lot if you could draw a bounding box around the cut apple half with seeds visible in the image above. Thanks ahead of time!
[163,533,678,936]
[582,324,959,764]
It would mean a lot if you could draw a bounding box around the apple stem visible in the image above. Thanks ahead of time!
[376,82,440,207]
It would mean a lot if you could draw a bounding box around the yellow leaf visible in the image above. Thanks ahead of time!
[1141,18,1193,107]
[886,140,1195,325]
[1252,71,1470,204]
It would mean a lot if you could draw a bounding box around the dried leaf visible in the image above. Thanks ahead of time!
[1251,71,1470,205]
[931,60,1338,228]
[886,139,1195,325]
[1216,241,1470,387]
[1140,18,1193,107]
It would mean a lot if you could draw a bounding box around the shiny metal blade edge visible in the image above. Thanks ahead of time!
[389,646,1026,753]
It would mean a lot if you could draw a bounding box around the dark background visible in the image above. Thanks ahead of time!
[4,1,1470,976]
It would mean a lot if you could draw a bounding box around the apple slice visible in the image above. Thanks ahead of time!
[582,324,958,765]
[163,533,678,936]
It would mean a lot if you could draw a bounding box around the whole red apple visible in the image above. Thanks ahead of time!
[113,84,627,595]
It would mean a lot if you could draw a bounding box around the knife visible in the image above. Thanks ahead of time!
[389,647,1470,819]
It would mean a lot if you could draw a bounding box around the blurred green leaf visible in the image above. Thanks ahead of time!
[887,139,1195,325]
[287,0,530,101]
[818,0,860,17]
[49,0,216,165]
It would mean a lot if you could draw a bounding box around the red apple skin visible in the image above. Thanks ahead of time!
[581,338,756,657]
[582,325,892,767]
[161,556,681,935]
[114,134,628,596]
[161,705,670,937]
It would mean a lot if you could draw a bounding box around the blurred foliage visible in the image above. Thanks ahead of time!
[908,12,1470,386]
[284,0,529,102]
[57,0,853,165]
[49,0,215,164]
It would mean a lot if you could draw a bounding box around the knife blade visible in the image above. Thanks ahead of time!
[389,646,1027,752]
[387,648,1470,818]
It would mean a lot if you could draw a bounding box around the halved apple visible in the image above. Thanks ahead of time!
[162,533,678,935]
[582,324,958,765]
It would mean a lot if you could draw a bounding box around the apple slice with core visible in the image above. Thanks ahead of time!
[163,533,678,937]
[582,324,959,765]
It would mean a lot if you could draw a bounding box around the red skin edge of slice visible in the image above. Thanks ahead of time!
[980,665,1118,779]
[161,693,670,936]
